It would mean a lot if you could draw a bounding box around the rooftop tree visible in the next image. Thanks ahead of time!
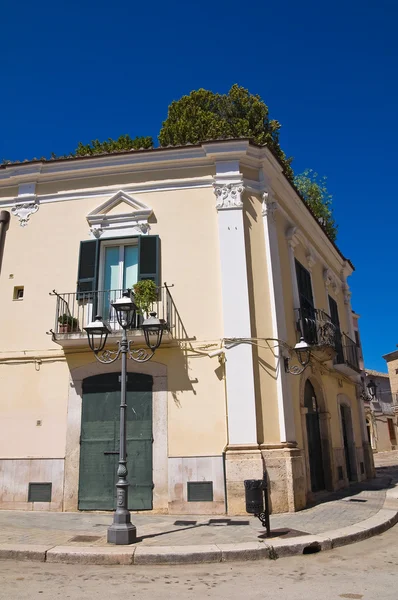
[74,134,153,156]
[294,169,337,241]
[158,84,294,180]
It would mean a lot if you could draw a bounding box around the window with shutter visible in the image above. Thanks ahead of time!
[295,259,316,343]
[328,296,340,328]
[77,240,100,295]
[295,259,314,310]
[77,236,160,294]
[329,295,343,362]
[138,236,160,285]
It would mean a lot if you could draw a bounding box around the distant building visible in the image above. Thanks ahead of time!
[364,368,398,452]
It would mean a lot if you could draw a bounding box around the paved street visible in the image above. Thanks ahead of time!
[0,470,392,548]
[1,519,397,600]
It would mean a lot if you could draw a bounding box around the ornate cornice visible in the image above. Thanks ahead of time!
[343,285,352,305]
[323,267,339,294]
[262,191,278,220]
[11,182,40,228]
[286,226,299,249]
[86,190,152,238]
[306,246,317,271]
[213,183,244,210]
[11,199,39,227]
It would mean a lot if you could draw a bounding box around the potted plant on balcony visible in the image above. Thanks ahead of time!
[132,280,158,317]
[58,313,79,333]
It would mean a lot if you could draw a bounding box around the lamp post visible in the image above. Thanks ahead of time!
[84,290,164,545]
[284,337,312,375]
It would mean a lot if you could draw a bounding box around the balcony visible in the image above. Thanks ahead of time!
[334,332,361,377]
[295,308,338,362]
[49,286,178,349]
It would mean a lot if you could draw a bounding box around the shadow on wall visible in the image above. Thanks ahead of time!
[0,211,10,276]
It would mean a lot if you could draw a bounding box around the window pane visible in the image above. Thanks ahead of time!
[104,247,120,290]
[124,246,138,289]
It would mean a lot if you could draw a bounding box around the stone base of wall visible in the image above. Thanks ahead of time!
[260,446,306,513]
[225,445,264,515]
[362,441,376,479]
[0,458,64,511]
[355,445,366,481]
[167,455,226,515]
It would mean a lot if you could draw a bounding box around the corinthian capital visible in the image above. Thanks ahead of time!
[213,183,244,210]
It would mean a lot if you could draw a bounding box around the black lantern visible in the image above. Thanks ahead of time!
[294,337,311,367]
[142,312,164,351]
[367,379,377,399]
[111,290,137,329]
[84,315,112,353]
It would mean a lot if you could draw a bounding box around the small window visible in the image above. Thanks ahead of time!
[13,286,24,300]
[387,419,397,444]
[187,481,213,502]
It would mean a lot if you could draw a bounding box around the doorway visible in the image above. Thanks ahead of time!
[78,372,153,510]
[304,380,325,492]
[340,403,357,481]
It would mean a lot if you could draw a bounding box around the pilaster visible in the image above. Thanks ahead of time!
[262,190,295,443]
[214,166,257,446]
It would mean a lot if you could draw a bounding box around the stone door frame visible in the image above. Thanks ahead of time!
[63,358,168,512]
[337,394,358,482]
[300,370,334,498]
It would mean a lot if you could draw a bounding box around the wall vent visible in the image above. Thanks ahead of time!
[28,482,52,503]
[187,481,213,502]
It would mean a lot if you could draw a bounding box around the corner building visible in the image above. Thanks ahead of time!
[0,140,374,514]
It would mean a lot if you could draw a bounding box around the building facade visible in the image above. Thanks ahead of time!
[0,140,373,515]
[363,369,398,452]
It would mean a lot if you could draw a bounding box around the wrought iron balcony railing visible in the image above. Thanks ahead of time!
[50,286,175,336]
[295,308,338,349]
[334,332,360,372]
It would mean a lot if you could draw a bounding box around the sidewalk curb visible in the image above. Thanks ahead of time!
[1,487,397,565]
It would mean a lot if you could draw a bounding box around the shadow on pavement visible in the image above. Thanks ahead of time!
[305,464,397,509]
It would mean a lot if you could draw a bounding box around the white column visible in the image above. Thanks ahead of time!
[214,178,257,446]
[262,192,295,442]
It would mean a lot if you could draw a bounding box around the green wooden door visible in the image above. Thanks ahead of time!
[78,372,153,511]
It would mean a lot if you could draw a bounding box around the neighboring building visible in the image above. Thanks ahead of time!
[363,369,398,452]
[384,349,398,400]
[0,139,373,515]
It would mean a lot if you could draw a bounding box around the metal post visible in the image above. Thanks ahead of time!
[107,326,137,545]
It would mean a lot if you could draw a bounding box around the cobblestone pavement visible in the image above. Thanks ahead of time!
[0,454,396,548]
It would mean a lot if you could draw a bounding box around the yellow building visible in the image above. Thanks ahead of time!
[0,140,374,515]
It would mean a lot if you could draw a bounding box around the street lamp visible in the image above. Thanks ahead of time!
[284,337,311,375]
[367,379,377,399]
[84,289,165,545]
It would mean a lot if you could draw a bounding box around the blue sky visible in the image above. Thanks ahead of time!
[1,1,397,371]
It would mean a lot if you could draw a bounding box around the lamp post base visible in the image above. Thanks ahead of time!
[107,521,137,545]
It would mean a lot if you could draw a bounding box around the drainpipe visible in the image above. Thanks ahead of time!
[0,211,10,275]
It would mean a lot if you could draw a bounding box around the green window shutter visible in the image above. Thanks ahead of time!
[138,236,160,286]
[77,240,100,294]
[295,259,314,308]
[328,295,340,328]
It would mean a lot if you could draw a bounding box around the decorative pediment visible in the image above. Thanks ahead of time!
[86,190,153,238]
